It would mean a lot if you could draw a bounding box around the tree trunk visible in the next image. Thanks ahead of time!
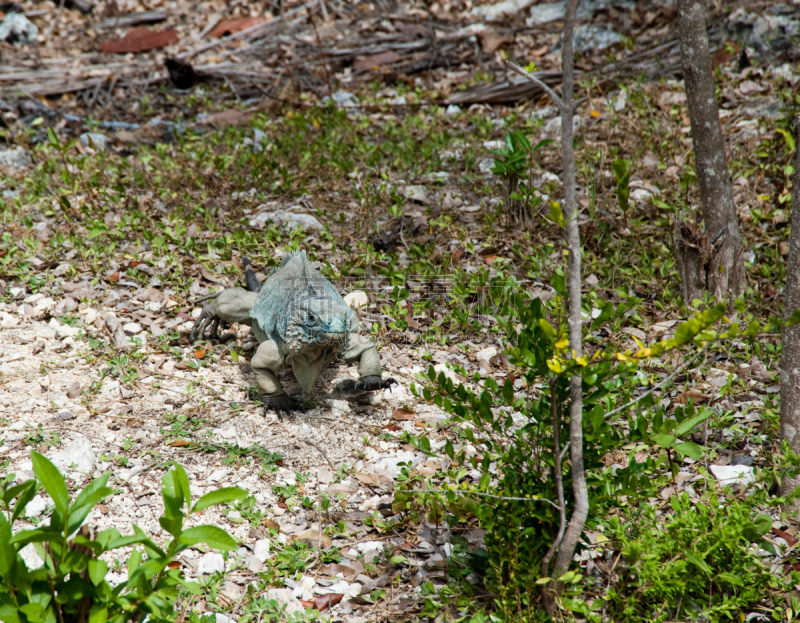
[551,0,587,594]
[781,115,800,514]
[676,0,744,303]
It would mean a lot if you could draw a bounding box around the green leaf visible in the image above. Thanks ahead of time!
[0,513,14,575]
[752,513,772,535]
[89,605,108,623]
[47,127,60,149]
[674,409,713,437]
[685,550,711,576]
[190,487,247,515]
[19,603,46,623]
[674,441,704,460]
[87,559,108,586]
[179,526,237,551]
[776,126,796,152]
[10,529,64,547]
[716,572,743,587]
[31,452,69,516]
[650,433,676,449]
[11,480,39,523]
[128,549,142,576]
[161,464,190,519]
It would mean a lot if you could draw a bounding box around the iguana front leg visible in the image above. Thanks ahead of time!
[344,333,397,392]
[251,339,302,421]
[190,288,258,342]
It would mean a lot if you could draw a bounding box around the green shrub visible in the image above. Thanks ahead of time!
[606,491,793,622]
[0,451,246,623]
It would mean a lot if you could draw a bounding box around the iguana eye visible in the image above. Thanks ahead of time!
[307,311,316,323]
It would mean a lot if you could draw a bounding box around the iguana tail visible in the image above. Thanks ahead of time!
[242,257,262,293]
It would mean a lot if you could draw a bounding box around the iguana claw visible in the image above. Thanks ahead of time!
[189,307,222,342]
[262,393,306,422]
[355,375,397,392]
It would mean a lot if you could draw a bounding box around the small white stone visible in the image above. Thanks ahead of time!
[50,435,95,474]
[208,469,229,483]
[709,464,755,487]
[264,589,304,615]
[197,552,225,574]
[476,346,498,362]
[48,318,80,338]
[20,544,44,569]
[253,539,271,562]
[344,290,369,309]
[25,495,48,517]
[1,312,18,328]
[81,308,97,325]
[123,322,143,335]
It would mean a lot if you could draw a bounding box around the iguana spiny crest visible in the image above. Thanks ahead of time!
[250,251,355,355]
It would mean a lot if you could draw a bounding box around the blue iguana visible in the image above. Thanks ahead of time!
[190,252,395,418]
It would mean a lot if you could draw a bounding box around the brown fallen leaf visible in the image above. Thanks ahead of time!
[477,29,514,54]
[711,40,741,69]
[313,594,343,611]
[209,16,264,38]
[318,563,358,578]
[96,504,109,514]
[353,51,401,72]
[169,439,192,447]
[392,407,416,420]
[354,472,389,487]
[295,529,333,549]
[673,389,709,405]
[197,109,254,127]
[194,349,206,359]
[99,27,178,54]
[772,527,799,547]
[167,560,182,570]
[263,518,280,530]
[107,272,119,282]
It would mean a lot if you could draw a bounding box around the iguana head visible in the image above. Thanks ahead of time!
[282,295,354,354]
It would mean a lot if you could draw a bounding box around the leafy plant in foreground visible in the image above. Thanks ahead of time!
[0,451,247,623]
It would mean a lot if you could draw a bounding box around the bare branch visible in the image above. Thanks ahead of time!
[504,60,565,114]
[403,488,561,510]
[604,346,707,420]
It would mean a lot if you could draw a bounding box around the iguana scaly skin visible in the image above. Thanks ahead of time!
[190,251,395,419]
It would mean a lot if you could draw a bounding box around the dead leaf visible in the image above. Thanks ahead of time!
[477,29,514,54]
[772,527,798,547]
[96,504,109,514]
[99,27,178,54]
[295,529,333,548]
[167,560,182,570]
[319,563,360,578]
[711,40,741,68]
[354,472,389,487]
[263,518,280,530]
[194,349,206,359]
[392,407,416,420]
[353,51,401,72]
[107,272,119,282]
[313,594,343,611]
[209,16,265,38]
[169,439,192,447]
[674,389,709,405]
[197,109,254,127]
